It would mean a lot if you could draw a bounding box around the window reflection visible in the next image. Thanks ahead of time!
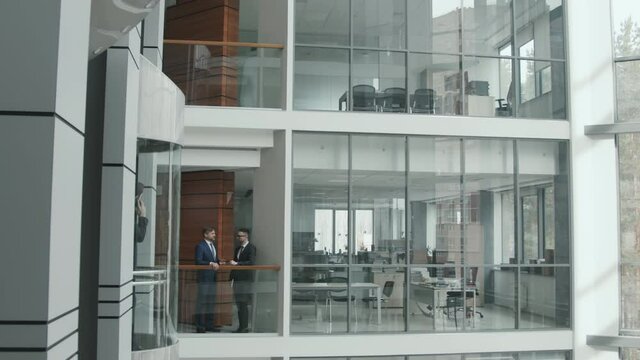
[293,0,566,118]
[293,133,570,334]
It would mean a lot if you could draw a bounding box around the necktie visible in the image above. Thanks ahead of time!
[237,246,244,259]
[209,242,216,259]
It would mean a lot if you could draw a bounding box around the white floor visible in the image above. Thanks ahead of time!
[290,302,560,334]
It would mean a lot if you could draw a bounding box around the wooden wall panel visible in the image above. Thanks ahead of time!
[165,0,240,106]
[179,170,235,327]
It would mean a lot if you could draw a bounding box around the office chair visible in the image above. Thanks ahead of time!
[352,85,377,112]
[411,88,436,114]
[326,276,357,329]
[495,82,514,116]
[361,280,394,322]
[381,87,407,112]
[291,289,319,320]
[445,267,484,328]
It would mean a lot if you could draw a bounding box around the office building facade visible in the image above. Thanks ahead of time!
[0,0,637,359]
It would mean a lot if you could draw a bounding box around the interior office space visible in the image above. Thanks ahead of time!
[1,0,639,359]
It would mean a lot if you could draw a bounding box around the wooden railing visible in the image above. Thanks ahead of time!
[164,39,285,49]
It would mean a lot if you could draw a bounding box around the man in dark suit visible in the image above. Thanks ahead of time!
[194,226,221,333]
[229,228,256,333]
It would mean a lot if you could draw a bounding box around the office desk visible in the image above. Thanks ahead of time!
[410,282,476,329]
[292,282,382,324]
[337,91,399,112]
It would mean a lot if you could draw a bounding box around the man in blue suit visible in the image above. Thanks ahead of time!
[194,226,221,333]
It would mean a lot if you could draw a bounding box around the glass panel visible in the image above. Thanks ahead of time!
[351,266,407,333]
[621,347,640,359]
[611,0,640,58]
[168,144,181,345]
[134,139,181,345]
[615,60,640,123]
[408,0,461,53]
[352,50,407,112]
[522,194,539,262]
[519,266,570,329]
[463,139,515,267]
[351,135,407,264]
[408,137,462,266]
[294,47,349,111]
[408,265,462,332]
[468,266,517,331]
[517,140,570,265]
[408,54,462,115]
[462,0,512,56]
[502,192,516,263]
[291,266,350,333]
[292,133,349,265]
[134,139,171,349]
[353,0,407,49]
[462,56,512,117]
[621,264,640,332]
[177,267,279,333]
[619,133,640,264]
[163,44,283,108]
[514,0,565,60]
[295,0,350,46]
[497,46,514,117]
[517,60,565,119]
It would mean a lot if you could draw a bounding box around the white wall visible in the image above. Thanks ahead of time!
[567,0,620,358]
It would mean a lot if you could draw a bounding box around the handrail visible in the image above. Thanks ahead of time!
[133,269,167,276]
[133,280,166,287]
[164,39,284,49]
[179,264,281,271]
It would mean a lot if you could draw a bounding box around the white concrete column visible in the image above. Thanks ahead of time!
[0,1,90,358]
[252,130,292,334]
[567,0,620,358]
[97,30,142,360]
[142,0,165,67]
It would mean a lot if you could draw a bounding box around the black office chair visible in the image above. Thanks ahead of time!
[362,280,394,322]
[411,88,436,114]
[381,87,407,112]
[445,267,484,328]
[495,82,514,116]
[326,276,357,326]
[352,85,377,112]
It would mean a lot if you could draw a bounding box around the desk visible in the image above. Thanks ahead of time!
[292,282,382,324]
[337,91,398,112]
[410,282,476,329]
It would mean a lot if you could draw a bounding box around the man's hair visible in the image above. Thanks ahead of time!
[237,228,250,236]
[202,226,216,236]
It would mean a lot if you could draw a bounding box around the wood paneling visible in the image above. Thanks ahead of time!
[179,170,235,327]
[165,0,240,106]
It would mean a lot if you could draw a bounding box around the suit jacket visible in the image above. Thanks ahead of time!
[195,239,220,282]
[230,242,256,282]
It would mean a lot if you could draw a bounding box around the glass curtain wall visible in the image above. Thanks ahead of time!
[612,2,640,357]
[292,132,570,334]
[132,139,181,351]
[294,0,566,119]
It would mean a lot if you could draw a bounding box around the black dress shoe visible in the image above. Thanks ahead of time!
[206,328,221,332]
[196,328,206,333]
[233,328,249,333]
